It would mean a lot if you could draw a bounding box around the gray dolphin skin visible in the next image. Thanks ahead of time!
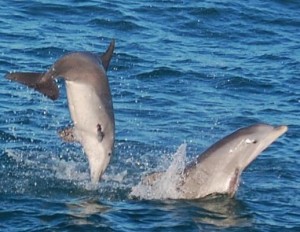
[142,124,288,199]
[6,40,115,184]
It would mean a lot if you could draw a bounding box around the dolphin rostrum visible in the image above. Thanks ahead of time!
[6,40,115,184]
[133,124,287,199]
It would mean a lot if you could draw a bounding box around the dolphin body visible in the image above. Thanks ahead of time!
[137,124,287,199]
[6,40,115,184]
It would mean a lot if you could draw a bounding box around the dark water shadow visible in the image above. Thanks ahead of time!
[186,195,253,230]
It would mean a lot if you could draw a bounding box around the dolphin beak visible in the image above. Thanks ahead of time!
[274,125,288,137]
[262,125,288,150]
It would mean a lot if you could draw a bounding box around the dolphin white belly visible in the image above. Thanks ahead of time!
[66,80,115,183]
[66,81,111,135]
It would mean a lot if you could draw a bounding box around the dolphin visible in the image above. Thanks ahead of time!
[135,124,288,199]
[6,40,115,184]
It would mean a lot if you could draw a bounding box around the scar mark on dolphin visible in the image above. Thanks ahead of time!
[97,123,104,142]
[228,168,240,198]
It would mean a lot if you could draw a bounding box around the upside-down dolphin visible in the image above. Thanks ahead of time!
[133,124,287,199]
[6,40,115,184]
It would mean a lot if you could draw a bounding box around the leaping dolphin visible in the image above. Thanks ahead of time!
[6,40,115,184]
[133,124,287,199]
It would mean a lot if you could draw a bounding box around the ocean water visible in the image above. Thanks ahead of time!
[0,0,299,231]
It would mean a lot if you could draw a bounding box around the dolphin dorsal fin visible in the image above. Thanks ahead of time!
[101,39,115,71]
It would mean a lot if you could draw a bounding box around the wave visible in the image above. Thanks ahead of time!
[89,18,145,31]
[136,66,183,80]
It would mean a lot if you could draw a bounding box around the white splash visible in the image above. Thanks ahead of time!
[103,170,127,183]
[5,148,90,182]
[53,159,90,182]
[4,148,129,192]
[130,143,187,200]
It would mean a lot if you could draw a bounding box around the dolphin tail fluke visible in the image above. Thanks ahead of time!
[101,39,115,71]
[6,72,59,100]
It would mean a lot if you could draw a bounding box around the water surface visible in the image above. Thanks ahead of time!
[0,0,299,231]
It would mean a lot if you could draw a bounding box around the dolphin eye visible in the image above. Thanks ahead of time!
[245,138,257,144]
[108,152,112,157]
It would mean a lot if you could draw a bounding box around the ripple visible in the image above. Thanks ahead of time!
[136,66,183,80]
[215,75,274,91]
[90,18,145,31]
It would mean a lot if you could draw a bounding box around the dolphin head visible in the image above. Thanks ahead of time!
[81,128,115,184]
[221,124,288,170]
[182,123,288,198]
[194,124,288,170]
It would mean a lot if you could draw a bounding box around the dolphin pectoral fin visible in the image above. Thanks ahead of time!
[100,39,115,71]
[58,127,78,143]
[6,72,59,100]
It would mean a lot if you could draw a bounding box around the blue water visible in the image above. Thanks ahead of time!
[0,0,299,231]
